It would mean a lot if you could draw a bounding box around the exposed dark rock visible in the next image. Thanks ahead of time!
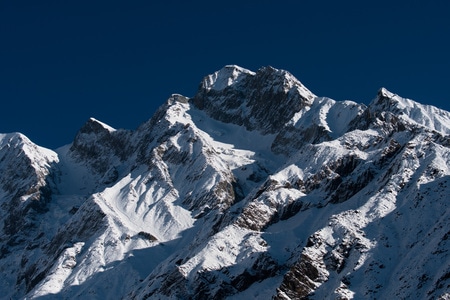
[272,124,331,154]
[70,118,132,174]
[137,231,158,241]
[275,254,323,300]
[192,66,314,135]
[230,253,278,292]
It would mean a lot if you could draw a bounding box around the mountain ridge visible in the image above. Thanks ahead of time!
[0,65,449,299]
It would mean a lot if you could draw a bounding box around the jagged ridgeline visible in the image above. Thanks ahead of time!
[0,65,449,299]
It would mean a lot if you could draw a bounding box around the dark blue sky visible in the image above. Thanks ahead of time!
[1,1,449,149]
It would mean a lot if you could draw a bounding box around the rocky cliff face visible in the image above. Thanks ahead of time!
[0,66,449,299]
[192,65,315,134]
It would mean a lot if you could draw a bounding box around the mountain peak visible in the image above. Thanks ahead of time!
[256,65,288,76]
[193,65,315,134]
[0,132,29,148]
[82,117,116,134]
[70,117,129,172]
[377,87,394,98]
[371,87,450,135]
[70,118,118,151]
[255,66,315,99]
[202,65,255,91]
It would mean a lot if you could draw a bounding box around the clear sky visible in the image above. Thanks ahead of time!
[1,0,449,149]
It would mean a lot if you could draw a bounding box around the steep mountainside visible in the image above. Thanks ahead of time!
[0,65,449,299]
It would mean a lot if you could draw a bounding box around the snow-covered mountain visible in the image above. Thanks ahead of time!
[1,65,449,299]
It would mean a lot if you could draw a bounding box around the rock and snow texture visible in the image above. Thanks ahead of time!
[0,65,449,299]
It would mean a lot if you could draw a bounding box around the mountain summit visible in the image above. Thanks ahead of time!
[193,65,315,134]
[0,66,449,299]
